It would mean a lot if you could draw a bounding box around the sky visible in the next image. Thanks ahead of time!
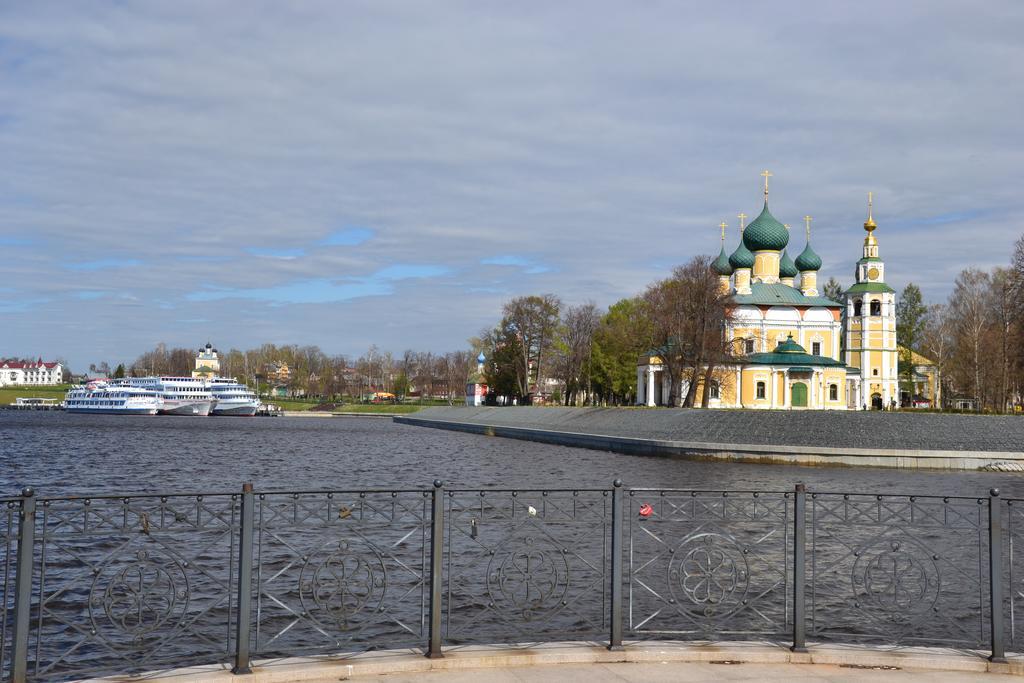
[2,2,1022,371]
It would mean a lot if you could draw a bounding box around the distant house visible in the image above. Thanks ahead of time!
[897,346,941,409]
[0,359,64,387]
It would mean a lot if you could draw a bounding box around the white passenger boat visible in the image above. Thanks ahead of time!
[210,378,261,416]
[114,376,215,416]
[64,382,162,415]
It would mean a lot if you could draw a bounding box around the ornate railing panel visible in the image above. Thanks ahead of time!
[252,491,429,658]
[626,490,791,640]
[443,489,609,644]
[24,493,239,681]
[1,498,17,681]
[810,493,988,648]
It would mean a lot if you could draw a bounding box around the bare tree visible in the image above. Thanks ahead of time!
[555,302,600,405]
[949,268,991,405]
[500,294,562,402]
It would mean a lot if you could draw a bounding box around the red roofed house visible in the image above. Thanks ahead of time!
[0,358,64,387]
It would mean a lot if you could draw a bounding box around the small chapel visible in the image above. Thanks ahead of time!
[637,173,899,410]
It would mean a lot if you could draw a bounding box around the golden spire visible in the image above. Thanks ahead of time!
[738,212,747,231]
[804,215,812,242]
[761,169,772,202]
[864,191,876,232]
[719,221,728,243]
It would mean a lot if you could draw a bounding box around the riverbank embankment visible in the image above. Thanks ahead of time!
[395,406,1024,470]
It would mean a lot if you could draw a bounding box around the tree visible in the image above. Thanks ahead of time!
[920,303,953,409]
[822,277,844,302]
[895,283,927,403]
[948,268,991,406]
[112,363,126,379]
[642,255,732,407]
[499,294,562,403]
[592,297,652,405]
[554,302,600,405]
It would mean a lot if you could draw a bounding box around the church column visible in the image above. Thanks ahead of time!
[646,370,656,407]
[636,367,645,406]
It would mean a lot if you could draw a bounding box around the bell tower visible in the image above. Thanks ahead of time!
[842,193,898,409]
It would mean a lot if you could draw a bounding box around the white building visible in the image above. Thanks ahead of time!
[0,359,64,387]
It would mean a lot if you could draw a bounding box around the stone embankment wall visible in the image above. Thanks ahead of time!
[395,406,1024,470]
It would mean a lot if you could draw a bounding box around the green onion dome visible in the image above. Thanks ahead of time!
[713,245,733,275]
[743,202,789,252]
[794,242,822,271]
[728,240,755,270]
[779,249,799,278]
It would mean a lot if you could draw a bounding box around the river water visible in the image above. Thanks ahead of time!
[2,411,1023,498]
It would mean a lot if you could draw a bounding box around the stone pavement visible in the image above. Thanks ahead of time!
[349,661,997,682]
[406,406,1024,453]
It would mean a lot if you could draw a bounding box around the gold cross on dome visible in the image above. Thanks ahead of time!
[867,191,874,219]
[738,212,748,230]
[804,215,812,241]
[761,170,773,199]
[719,221,728,242]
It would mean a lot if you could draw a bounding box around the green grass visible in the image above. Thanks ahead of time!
[0,385,72,405]
[331,404,422,414]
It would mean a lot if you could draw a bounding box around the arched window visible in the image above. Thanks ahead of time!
[709,381,720,400]
[853,299,862,317]
[744,338,756,354]
[870,300,881,316]
[756,381,766,399]
[829,384,838,401]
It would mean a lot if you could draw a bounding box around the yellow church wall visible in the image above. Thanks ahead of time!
[753,252,779,281]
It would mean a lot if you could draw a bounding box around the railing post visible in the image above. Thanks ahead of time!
[989,488,1007,663]
[232,483,255,675]
[426,480,444,659]
[791,483,807,653]
[11,488,36,683]
[608,479,624,651]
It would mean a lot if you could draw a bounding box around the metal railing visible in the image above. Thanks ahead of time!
[0,482,1019,682]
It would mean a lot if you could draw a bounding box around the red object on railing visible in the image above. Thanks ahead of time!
[638,503,653,518]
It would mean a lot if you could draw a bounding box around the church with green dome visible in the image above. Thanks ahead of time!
[638,172,899,410]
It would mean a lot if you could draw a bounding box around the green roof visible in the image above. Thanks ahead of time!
[731,282,840,307]
[713,245,733,275]
[745,335,846,368]
[845,282,895,295]
[743,202,789,252]
[744,349,846,368]
[779,249,798,278]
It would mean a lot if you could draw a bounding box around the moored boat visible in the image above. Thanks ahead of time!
[210,377,260,416]
[64,382,162,415]
[114,376,215,416]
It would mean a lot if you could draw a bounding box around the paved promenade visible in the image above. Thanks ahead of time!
[351,661,994,682]
[406,407,1024,452]
[396,407,1024,469]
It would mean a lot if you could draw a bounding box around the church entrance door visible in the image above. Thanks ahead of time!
[791,382,808,408]
[871,392,883,410]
